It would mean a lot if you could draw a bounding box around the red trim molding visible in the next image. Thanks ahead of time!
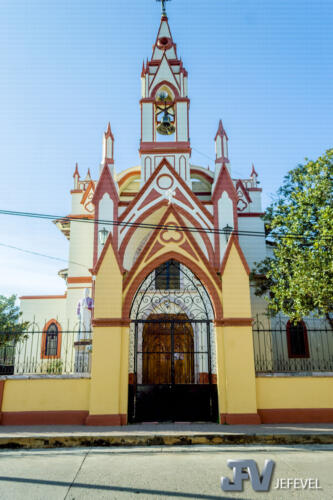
[215,318,253,327]
[190,169,214,185]
[93,318,131,327]
[140,142,191,155]
[20,295,66,300]
[259,409,333,424]
[118,169,141,188]
[121,192,137,197]
[238,212,265,217]
[67,277,92,284]
[41,319,62,360]
[85,414,127,426]
[67,214,94,220]
[221,413,261,425]
[1,411,89,426]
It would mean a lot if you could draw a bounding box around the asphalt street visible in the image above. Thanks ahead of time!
[0,444,332,499]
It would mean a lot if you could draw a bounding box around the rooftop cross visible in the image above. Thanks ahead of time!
[156,0,171,17]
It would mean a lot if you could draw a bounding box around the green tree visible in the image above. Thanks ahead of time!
[0,295,29,346]
[251,149,333,328]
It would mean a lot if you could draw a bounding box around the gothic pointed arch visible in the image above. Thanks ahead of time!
[123,251,223,320]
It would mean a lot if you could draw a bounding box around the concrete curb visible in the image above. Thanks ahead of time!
[1,433,333,449]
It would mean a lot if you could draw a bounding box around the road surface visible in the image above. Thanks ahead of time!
[0,444,332,499]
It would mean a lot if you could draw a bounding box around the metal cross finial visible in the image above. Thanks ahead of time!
[156,0,171,17]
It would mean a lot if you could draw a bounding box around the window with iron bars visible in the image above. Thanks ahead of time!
[155,261,180,290]
[45,323,59,357]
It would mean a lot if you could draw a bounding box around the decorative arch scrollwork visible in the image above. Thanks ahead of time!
[130,259,214,321]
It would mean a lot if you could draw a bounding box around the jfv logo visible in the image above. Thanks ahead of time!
[221,459,275,492]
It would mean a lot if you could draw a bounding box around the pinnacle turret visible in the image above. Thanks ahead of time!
[251,163,258,177]
[215,120,229,163]
[102,122,115,165]
[73,162,80,189]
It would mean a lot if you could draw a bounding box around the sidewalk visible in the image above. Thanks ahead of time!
[1,423,333,448]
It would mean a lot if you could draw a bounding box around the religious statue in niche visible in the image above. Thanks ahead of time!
[77,288,94,339]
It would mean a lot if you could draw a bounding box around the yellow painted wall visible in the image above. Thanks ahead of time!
[89,326,129,416]
[215,325,227,414]
[94,244,122,318]
[119,326,130,414]
[257,377,333,409]
[222,244,251,318]
[2,378,90,412]
[217,326,258,414]
[216,240,257,416]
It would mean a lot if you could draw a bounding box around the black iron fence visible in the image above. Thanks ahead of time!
[253,314,333,373]
[0,327,92,376]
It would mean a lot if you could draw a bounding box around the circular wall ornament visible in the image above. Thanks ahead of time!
[157,174,174,190]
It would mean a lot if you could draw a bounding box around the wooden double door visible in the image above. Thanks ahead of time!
[128,314,218,422]
[142,314,194,385]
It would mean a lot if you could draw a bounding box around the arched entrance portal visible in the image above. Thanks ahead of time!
[128,260,218,422]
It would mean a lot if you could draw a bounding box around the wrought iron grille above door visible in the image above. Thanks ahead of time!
[128,260,218,423]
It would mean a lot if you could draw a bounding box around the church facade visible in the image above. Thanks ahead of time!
[6,8,332,426]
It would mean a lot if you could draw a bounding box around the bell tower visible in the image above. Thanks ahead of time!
[140,1,191,187]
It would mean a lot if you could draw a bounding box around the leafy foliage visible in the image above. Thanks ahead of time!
[0,295,29,346]
[251,149,333,326]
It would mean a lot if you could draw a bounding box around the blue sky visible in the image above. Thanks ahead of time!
[0,0,332,296]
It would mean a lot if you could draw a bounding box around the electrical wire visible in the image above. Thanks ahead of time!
[0,242,87,269]
[191,146,246,178]
[0,208,332,241]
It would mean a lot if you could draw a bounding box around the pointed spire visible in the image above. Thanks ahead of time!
[215,119,229,162]
[214,120,225,140]
[141,60,145,77]
[105,122,114,140]
[251,163,258,177]
[151,4,175,61]
[73,162,80,189]
[102,122,115,164]
[84,168,91,181]
[73,162,80,179]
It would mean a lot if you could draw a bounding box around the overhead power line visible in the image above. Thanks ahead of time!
[0,242,86,269]
[0,208,332,241]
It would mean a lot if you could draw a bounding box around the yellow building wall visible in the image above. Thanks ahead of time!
[222,244,251,318]
[94,243,123,319]
[256,377,333,409]
[88,326,129,416]
[2,378,90,412]
[220,326,258,414]
[217,240,258,422]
